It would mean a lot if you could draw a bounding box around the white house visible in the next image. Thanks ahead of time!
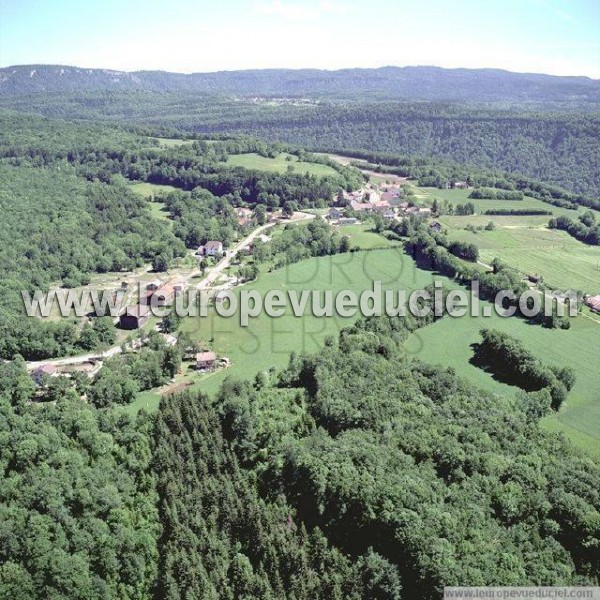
[198,241,224,257]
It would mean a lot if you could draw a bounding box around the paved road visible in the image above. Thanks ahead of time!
[26,345,123,372]
[196,212,314,290]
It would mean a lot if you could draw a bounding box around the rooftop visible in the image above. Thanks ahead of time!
[125,304,150,317]
[35,364,58,375]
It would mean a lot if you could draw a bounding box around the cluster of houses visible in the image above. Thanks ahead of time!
[327,185,434,225]
[119,279,189,330]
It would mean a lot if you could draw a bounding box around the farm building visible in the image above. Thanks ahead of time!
[387,196,405,207]
[372,200,390,210]
[381,191,400,203]
[338,217,359,225]
[119,305,150,329]
[149,281,185,307]
[350,200,372,212]
[31,364,59,386]
[196,351,217,371]
[429,221,442,232]
[327,207,344,220]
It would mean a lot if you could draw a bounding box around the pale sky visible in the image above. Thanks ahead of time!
[1,0,599,77]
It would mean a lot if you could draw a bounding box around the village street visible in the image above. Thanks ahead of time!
[195,211,314,290]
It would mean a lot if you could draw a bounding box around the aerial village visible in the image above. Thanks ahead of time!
[326,183,431,225]
[26,175,473,391]
[32,174,588,397]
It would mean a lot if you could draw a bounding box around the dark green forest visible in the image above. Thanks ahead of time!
[3,91,600,196]
[1,83,599,599]
[205,104,600,197]
[2,317,598,599]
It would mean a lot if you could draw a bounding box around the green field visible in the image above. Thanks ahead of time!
[447,226,600,292]
[129,182,179,197]
[410,186,600,293]
[129,182,178,223]
[181,248,448,395]
[225,152,340,177]
[405,305,600,456]
[339,223,401,250]
[416,186,584,218]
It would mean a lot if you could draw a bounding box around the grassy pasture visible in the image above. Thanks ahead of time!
[130,182,178,223]
[338,223,401,250]
[446,227,600,292]
[180,248,448,396]
[224,152,339,177]
[405,302,600,457]
[410,186,600,293]
[129,182,179,197]
[417,186,582,218]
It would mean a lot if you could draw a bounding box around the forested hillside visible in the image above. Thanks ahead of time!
[3,92,600,195]
[152,316,600,599]
[2,315,598,599]
[0,374,159,599]
[0,163,186,359]
[2,65,599,103]
[194,104,600,197]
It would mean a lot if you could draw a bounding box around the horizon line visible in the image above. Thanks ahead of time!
[1,62,599,81]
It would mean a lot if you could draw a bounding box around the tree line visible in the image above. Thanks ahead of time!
[549,212,600,245]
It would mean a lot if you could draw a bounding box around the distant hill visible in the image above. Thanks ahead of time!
[1,64,599,103]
